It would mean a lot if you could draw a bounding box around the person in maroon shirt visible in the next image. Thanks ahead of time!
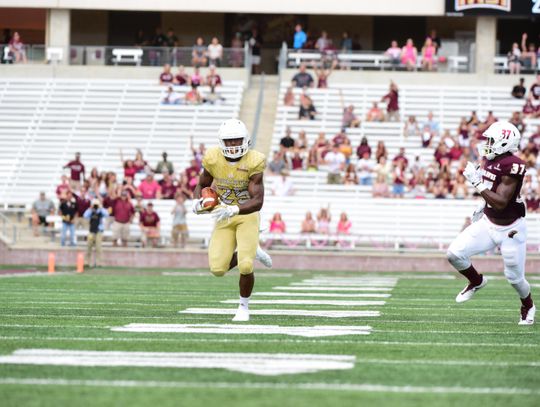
[111,191,134,247]
[381,81,399,122]
[185,159,201,192]
[56,175,71,199]
[447,121,535,325]
[64,152,85,190]
[159,173,177,199]
[140,202,160,248]
[356,137,371,159]
[74,186,91,229]
[206,65,222,87]
[159,63,174,85]
[175,65,188,85]
[392,147,409,168]
[529,74,540,100]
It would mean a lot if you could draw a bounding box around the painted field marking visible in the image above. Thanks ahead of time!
[180,308,380,318]
[253,292,391,298]
[0,349,355,376]
[0,272,72,279]
[358,358,540,367]
[162,272,293,278]
[0,378,538,395]
[111,324,372,337]
[291,282,396,287]
[220,299,386,306]
[531,284,540,288]
[272,286,393,292]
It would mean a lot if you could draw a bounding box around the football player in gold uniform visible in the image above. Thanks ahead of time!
[192,119,272,321]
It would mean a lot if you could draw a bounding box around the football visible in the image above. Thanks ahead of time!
[201,187,219,209]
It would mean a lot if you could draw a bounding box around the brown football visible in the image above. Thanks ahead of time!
[201,187,219,209]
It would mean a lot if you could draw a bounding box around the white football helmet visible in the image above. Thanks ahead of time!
[478,121,521,160]
[218,119,250,159]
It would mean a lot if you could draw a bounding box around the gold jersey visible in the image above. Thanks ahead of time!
[202,147,266,206]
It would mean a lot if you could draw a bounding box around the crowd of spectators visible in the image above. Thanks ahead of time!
[512,75,540,119]
[266,207,352,238]
[507,33,539,75]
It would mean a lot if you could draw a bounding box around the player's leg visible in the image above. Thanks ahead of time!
[228,245,272,270]
[208,221,236,277]
[499,220,535,325]
[447,217,495,302]
[231,213,260,322]
[86,233,95,267]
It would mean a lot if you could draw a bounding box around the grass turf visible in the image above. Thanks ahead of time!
[0,269,538,407]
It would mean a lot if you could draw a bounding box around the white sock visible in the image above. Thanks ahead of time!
[511,279,531,299]
[239,296,250,309]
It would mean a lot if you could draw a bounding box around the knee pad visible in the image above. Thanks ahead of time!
[238,259,254,275]
[446,249,470,271]
[210,269,227,277]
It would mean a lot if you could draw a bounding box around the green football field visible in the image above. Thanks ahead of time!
[0,267,538,407]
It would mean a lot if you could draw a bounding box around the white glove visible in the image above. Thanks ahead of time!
[211,205,240,223]
[463,162,487,193]
[471,200,486,223]
[191,198,209,215]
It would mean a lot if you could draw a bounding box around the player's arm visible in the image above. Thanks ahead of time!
[194,168,213,199]
[238,173,264,215]
[480,175,518,211]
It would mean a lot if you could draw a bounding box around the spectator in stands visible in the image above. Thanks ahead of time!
[315,59,336,89]
[520,33,537,70]
[385,40,401,68]
[316,208,331,234]
[366,102,384,122]
[170,194,188,248]
[381,81,399,121]
[56,175,70,199]
[306,148,319,171]
[8,32,26,64]
[138,173,161,199]
[339,138,353,164]
[192,37,208,67]
[375,141,388,163]
[185,84,202,105]
[291,63,314,88]
[512,78,527,99]
[269,213,286,234]
[288,150,305,170]
[280,129,296,151]
[332,129,348,147]
[299,94,316,120]
[31,192,55,237]
[357,152,374,185]
[159,64,174,85]
[343,163,358,185]
[401,39,418,71]
[271,170,294,196]
[342,105,360,128]
[83,199,108,268]
[509,111,526,134]
[301,211,317,233]
[293,24,307,50]
[267,151,285,174]
[121,176,137,199]
[314,132,329,161]
[452,174,469,199]
[190,67,204,87]
[134,150,148,173]
[356,137,371,159]
[155,152,174,174]
[206,65,223,87]
[140,202,160,248]
[175,65,188,85]
[392,160,407,198]
[423,111,440,138]
[190,139,206,166]
[337,213,352,235]
[283,86,295,106]
[203,85,226,105]
[111,191,134,247]
[421,38,436,71]
[134,29,148,47]
[207,37,223,67]
[393,147,409,168]
[59,191,77,247]
[185,159,200,192]
[230,32,244,68]
[457,118,470,148]
[64,152,85,191]
[403,115,420,140]
[372,174,390,198]
[429,29,441,51]
[247,27,263,74]
[315,30,331,52]
[523,96,539,119]
[420,124,434,148]
[508,42,522,75]
[177,174,194,199]
[162,86,182,104]
[159,173,177,199]
[296,130,308,151]
[74,186,91,230]
[530,74,540,100]
[325,144,346,184]
[165,28,178,47]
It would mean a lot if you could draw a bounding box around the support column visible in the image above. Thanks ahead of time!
[45,9,71,65]
[474,16,496,76]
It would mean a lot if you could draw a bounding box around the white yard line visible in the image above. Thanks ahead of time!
[272,286,393,292]
[357,358,540,367]
[179,308,381,318]
[0,272,72,278]
[162,272,293,278]
[0,378,537,395]
[0,349,355,376]
[111,324,372,337]
[253,292,391,298]
[220,299,386,306]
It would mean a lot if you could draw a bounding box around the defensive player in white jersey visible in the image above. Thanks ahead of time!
[192,119,272,322]
[447,121,535,325]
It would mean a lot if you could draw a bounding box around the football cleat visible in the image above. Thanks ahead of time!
[232,306,250,322]
[455,275,488,303]
[518,304,536,325]
[256,245,273,268]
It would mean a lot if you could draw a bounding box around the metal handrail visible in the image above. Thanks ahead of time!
[251,73,265,147]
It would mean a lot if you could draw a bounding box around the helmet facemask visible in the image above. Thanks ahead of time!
[219,137,250,159]
[478,136,496,160]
